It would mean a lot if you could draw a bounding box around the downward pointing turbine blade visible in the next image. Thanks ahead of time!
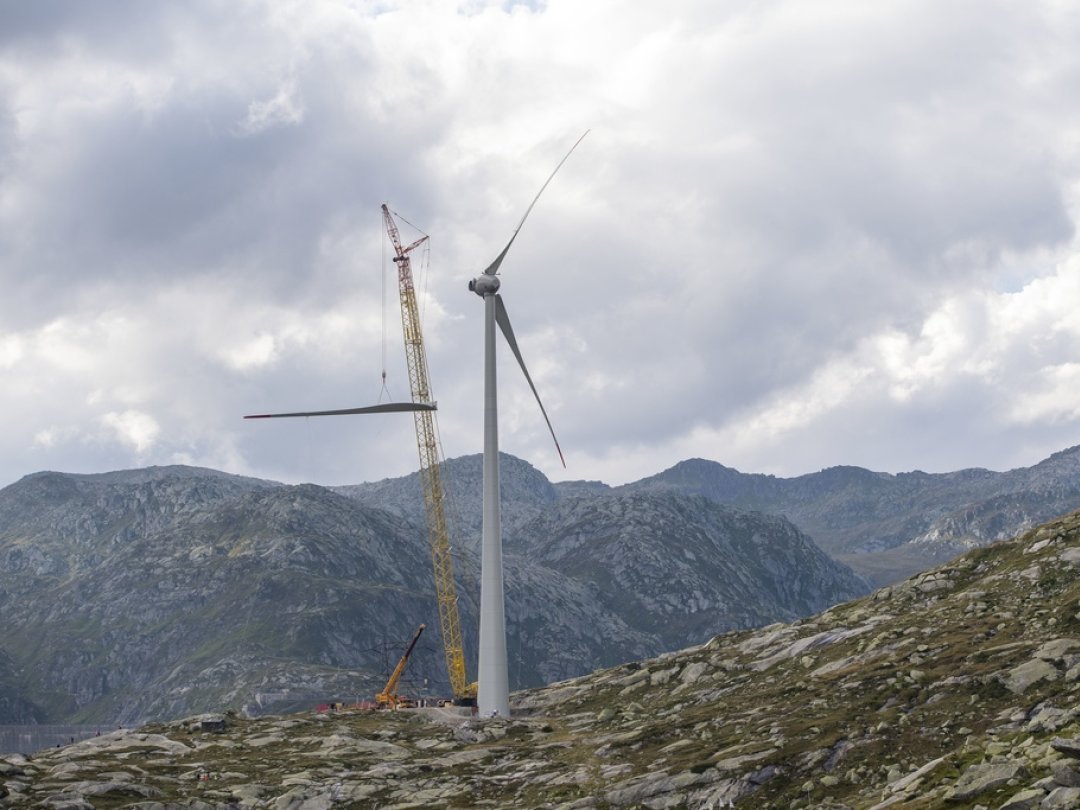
[244,402,436,419]
[493,294,566,468]
[481,129,590,277]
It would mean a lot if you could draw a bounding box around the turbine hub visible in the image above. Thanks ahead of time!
[469,274,500,297]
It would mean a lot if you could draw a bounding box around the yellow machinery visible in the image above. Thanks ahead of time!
[375,623,425,708]
[382,205,477,704]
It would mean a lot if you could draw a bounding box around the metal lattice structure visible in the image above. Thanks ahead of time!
[381,204,475,703]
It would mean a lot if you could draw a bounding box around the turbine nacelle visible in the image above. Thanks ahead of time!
[469,275,501,297]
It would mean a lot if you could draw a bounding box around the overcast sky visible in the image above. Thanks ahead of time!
[1,0,1079,491]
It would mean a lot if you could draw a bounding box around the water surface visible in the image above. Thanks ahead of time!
[0,725,104,757]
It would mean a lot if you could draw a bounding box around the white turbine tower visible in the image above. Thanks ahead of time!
[468,131,588,718]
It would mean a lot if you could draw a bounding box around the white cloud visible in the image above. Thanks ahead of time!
[735,358,875,445]
[0,333,23,368]
[236,78,304,136]
[874,299,987,402]
[660,253,1080,477]
[33,428,60,449]
[101,409,160,454]
[1011,363,1080,424]
[222,333,279,372]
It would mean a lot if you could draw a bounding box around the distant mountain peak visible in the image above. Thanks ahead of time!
[1038,443,1080,467]
[21,464,281,488]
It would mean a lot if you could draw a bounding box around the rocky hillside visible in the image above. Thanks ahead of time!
[0,469,438,725]
[337,452,559,553]
[0,465,862,725]
[625,444,1080,584]
[0,651,41,725]
[5,508,1080,808]
[516,492,864,641]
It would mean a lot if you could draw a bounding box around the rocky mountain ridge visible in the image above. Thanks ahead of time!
[337,453,559,553]
[0,463,863,725]
[5,442,1076,730]
[621,444,1080,584]
[342,447,1080,587]
[4,507,1080,808]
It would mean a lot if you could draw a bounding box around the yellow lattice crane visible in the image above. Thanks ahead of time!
[375,623,425,709]
[382,204,477,704]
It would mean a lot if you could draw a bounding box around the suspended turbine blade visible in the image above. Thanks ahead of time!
[493,294,566,467]
[481,130,590,277]
[244,402,436,419]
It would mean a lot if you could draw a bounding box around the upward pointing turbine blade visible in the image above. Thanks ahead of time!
[481,130,590,277]
[493,293,565,468]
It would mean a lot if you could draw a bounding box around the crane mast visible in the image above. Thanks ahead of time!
[382,204,475,704]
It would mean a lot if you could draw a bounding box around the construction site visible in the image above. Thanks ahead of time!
[246,136,588,717]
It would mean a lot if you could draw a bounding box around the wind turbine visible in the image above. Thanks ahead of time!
[468,131,588,718]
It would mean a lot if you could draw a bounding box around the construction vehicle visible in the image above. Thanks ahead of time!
[375,623,426,709]
[382,204,477,705]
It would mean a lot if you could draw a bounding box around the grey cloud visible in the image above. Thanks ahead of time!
[0,0,196,67]
[2,1,1080,491]
[0,23,444,323]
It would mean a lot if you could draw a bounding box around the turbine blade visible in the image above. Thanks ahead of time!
[245,402,436,419]
[482,129,590,276]
[480,236,516,279]
[494,294,566,467]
